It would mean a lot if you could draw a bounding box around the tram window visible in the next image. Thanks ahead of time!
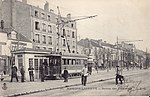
[76,59,79,65]
[72,59,73,65]
[79,59,81,65]
[62,59,66,65]
[67,59,70,65]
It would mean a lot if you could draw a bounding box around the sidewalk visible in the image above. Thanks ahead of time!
[0,68,149,97]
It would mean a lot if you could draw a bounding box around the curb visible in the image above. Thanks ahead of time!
[6,77,114,97]
[6,71,149,97]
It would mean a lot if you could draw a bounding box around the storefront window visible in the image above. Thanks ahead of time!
[34,59,38,70]
[29,58,33,67]
[18,58,23,70]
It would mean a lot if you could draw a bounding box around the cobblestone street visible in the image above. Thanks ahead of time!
[0,69,149,97]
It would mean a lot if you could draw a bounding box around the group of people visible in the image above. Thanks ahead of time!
[10,63,45,82]
[10,64,34,82]
[10,63,90,86]
[11,63,124,85]
[62,64,89,86]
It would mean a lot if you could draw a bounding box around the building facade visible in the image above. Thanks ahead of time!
[1,0,77,54]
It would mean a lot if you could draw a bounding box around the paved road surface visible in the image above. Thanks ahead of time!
[22,71,150,96]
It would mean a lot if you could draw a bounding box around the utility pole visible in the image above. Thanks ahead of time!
[56,6,97,54]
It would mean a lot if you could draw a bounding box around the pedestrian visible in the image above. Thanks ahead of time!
[95,65,98,73]
[81,64,89,86]
[28,65,34,82]
[10,65,19,82]
[62,67,69,82]
[20,66,25,82]
[115,65,124,85]
[39,63,44,82]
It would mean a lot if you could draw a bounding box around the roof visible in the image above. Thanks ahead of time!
[78,38,114,48]
[101,42,114,48]
[77,39,103,48]
[3,28,32,43]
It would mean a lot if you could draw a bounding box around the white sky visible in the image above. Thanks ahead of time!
[27,0,150,51]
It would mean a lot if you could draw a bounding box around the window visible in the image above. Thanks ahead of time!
[63,29,65,36]
[42,23,46,32]
[48,25,52,33]
[35,10,38,17]
[35,21,40,30]
[42,35,46,44]
[47,15,51,21]
[18,55,23,70]
[63,39,66,46]
[67,30,70,37]
[67,59,70,65]
[18,58,23,70]
[71,23,74,28]
[35,34,40,43]
[72,41,75,48]
[41,13,45,19]
[48,36,52,45]
[72,31,75,38]
[48,48,52,51]
[34,59,38,70]
[29,58,33,67]
[43,47,46,50]
[62,59,66,65]
[35,46,40,49]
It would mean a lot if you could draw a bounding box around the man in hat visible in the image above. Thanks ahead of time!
[81,64,89,86]
[62,67,69,82]
[115,65,124,85]
[28,65,34,82]
[20,66,25,82]
[10,65,19,82]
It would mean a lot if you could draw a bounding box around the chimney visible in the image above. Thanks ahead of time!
[67,13,71,20]
[44,1,49,11]
[22,0,27,3]
[98,39,102,46]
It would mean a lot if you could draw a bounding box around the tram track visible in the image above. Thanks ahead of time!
[7,70,149,97]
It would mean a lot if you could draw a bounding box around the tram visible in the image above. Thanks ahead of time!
[36,53,88,79]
